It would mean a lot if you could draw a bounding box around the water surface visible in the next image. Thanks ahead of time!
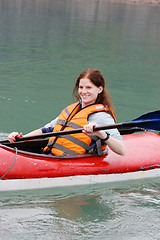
[0,0,160,133]
[0,0,160,239]
[1,179,160,239]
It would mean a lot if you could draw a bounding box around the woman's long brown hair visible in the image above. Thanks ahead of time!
[73,68,116,121]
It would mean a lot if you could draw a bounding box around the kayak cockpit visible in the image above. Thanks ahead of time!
[1,139,48,154]
[1,139,106,158]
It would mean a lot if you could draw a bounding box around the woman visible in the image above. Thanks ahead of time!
[8,69,126,156]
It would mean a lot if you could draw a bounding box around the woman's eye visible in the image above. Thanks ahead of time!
[79,86,92,89]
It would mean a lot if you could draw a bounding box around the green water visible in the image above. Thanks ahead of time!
[1,0,160,134]
[0,0,160,239]
[0,179,160,239]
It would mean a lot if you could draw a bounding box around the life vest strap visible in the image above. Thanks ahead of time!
[57,120,82,129]
[96,139,103,155]
[62,135,93,151]
[53,143,78,156]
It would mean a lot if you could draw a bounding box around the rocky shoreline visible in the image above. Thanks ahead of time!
[108,0,160,4]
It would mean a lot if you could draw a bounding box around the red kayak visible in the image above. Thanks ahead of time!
[0,131,160,190]
[1,109,160,191]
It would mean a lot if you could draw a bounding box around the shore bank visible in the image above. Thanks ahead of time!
[108,0,160,4]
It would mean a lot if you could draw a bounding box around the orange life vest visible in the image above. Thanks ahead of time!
[43,102,116,156]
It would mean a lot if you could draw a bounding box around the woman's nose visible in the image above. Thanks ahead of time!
[82,88,87,93]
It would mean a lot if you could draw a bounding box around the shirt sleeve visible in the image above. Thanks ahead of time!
[41,117,58,133]
[88,112,123,141]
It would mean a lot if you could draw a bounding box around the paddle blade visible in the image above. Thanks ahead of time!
[133,110,160,121]
[126,110,160,131]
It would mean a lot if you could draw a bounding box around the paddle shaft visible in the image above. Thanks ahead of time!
[1,109,159,144]
[10,119,156,142]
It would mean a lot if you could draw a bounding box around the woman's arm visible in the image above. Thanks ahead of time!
[95,128,126,156]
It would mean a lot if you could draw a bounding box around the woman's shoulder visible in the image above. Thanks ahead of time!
[88,111,115,125]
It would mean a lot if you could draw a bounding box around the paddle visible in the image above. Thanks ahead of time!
[1,110,160,144]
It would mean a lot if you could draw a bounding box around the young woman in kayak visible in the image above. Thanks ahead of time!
[8,69,126,156]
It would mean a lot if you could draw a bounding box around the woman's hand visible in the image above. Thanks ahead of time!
[83,122,96,134]
[83,122,99,135]
[8,132,23,143]
[83,122,107,139]
[8,129,43,143]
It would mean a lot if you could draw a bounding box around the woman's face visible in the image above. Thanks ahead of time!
[78,77,103,108]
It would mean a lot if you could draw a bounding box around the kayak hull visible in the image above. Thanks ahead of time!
[0,132,160,191]
[0,169,160,192]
